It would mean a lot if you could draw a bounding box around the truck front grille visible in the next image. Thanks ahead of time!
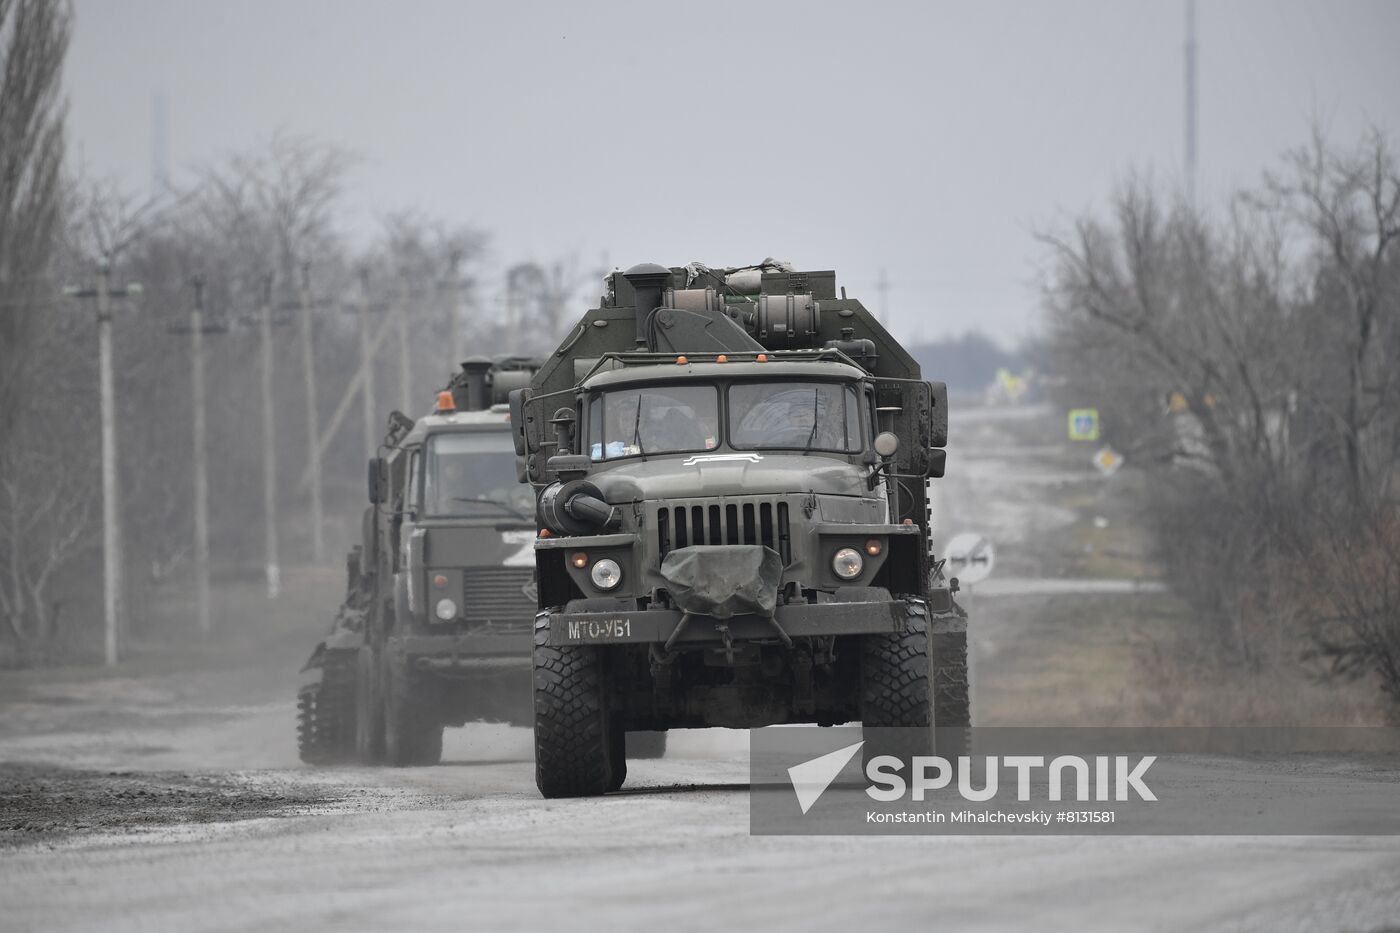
[462,567,535,632]
[656,498,791,563]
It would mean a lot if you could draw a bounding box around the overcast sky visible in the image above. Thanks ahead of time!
[66,0,1400,346]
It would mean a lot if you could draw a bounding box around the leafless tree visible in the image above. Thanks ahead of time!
[1262,129,1400,511]
[1041,127,1400,705]
[0,0,80,661]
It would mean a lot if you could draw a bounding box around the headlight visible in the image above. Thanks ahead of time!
[434,598,458,620]
[832,547,864,580]
[590,558,622,590]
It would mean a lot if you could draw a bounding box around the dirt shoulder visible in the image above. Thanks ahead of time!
[0,763,343,849]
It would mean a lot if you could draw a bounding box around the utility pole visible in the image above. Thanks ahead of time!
[1185,0,1198,208]
[150,91,169,197]
[297,263,325,563]
[396,270,412,413]
[257,275,281,599]
[168,275,226,633]
[357,267,378,455]
[876,267,890,327]
[64,257,141,665]
[189,277,212,631]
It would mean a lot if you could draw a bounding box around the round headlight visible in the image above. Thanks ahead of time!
[590,558,622,591]
[832,547,864,580]
[434,598,458,620]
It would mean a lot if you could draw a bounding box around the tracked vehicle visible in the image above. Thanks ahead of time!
[513,261,968,797]
[297,357,543,765]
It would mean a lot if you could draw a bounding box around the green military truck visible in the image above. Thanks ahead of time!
[297,357,542,766]
[512,261,968,797]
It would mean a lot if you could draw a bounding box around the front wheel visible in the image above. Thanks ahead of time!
[861,614,933,761]
[931,628,971,760]
[354,646,385,764]
[383,651,444,767]
[532,614,616,798]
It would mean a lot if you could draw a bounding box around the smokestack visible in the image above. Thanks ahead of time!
[457,357,493,410]
[622,262,672,347]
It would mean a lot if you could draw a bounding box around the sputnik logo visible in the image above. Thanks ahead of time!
[787,740,864,814]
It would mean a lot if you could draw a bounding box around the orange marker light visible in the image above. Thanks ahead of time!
[435,390,455,413]
[571,552,588,569]
[716,354,728,363]
[676,355,688,365]
[539,528,551,538]
[902,518,914,525]
[433,574,448,588]
[756,353,768,362]
[865,539,882,556]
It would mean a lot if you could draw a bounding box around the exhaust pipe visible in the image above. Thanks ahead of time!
[622,262,672,348]
[457,357,493,410]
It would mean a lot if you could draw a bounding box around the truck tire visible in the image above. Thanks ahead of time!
[627,731,668,759]
[383,653,444,767]
[532,615,615,798]
[931,630,971,759]
[355,646,385,764]
[860,614,932,760]
[297,652,357,765]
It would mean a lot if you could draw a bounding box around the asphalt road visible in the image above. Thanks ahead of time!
[4,403,1399,932]
[4,697,1400,933]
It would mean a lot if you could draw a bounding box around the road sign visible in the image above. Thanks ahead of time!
[945,532,995,586]
[1068,408,1100,441]
[1092,446,1123,476]
[993,368,1028,403]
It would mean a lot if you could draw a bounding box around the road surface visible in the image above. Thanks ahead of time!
[4,403,1398,932]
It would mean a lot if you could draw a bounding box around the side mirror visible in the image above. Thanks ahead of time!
[367,457,385,504]
[873,431,899,458]
[550,407,577,457]
[928,381,948,448]
[508,388,532,456]
[927,448,947,479]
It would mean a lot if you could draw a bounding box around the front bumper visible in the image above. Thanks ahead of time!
[544,598,913,647]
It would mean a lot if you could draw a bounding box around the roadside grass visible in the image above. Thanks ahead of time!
[981,406,1387,726]
[975,588,1386,727]
[974,593,1155,726]
[0,565,341,705]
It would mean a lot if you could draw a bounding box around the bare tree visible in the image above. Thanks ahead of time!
[505,257,591,354]
[1264,129,1400,511]
[0,0,79,661]
[1041,127,1400,705]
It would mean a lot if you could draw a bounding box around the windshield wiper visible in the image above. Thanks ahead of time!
[630,394,648,460]
[801,388,821,455]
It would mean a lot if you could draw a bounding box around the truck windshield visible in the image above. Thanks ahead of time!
[729,381,862,452]
[589,385,720,460]
[422,431,533,518]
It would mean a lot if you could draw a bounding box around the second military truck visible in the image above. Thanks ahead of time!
[513,261,968,797]
[297,357,541,766]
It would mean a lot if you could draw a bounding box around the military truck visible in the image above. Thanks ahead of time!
[297,357,543,766]
[512,261,968,797]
